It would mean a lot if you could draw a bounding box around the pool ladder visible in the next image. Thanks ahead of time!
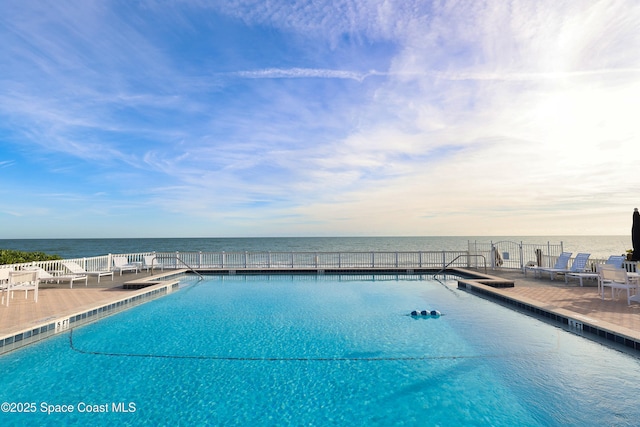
[432,254,487,276]
[175,257,204,280]
[153,255,204,280]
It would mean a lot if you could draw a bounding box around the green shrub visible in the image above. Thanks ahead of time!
[0,249,62,265]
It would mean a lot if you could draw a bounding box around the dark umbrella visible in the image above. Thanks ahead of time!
[632,208,640,261]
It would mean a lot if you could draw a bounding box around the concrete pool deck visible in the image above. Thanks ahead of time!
[1,268,639,355]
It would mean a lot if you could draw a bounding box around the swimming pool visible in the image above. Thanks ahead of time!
[1,273,639,426]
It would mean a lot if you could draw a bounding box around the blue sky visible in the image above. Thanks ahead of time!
[1,0,639,238]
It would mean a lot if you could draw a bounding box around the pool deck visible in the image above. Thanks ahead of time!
[1,268,639,355]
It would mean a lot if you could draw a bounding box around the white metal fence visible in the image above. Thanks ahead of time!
[1,255,112,274]
[468,240,638,273]
[468,240,566,270]
[2,250,482,273]
[152,250,478,270]
[3,244,636,274]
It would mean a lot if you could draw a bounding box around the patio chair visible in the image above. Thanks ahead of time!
[25,266,88,288]
[524,252,573,279]
[0,268,13,306]
[566,255,626,287]
[599,264,638,305]
[143,255,164,272]
[112,256,139,275]
[5,270,39,306]
[62,261,114,283]
[536,252,589,281]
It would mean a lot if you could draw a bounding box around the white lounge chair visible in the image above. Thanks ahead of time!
[599,264,638,305]
[566,255,626,287]
[25,266,88,288]
[143,255,164,272]
[5,270,39,306]
[525,252,573,279]
[112,256,139,275]
[538,252,590,281]
[63,261,114,283]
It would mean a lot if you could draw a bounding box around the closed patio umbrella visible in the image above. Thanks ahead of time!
[632,208,640,261]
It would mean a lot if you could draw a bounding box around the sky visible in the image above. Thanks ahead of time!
[1,0,639,239]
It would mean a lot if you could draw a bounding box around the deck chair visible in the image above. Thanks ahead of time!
[525,252,572,279]
[0,268,13,306]
[5,270,39,306]
[538,252,590,281]
[143,255,164,272]
[25,266,88,288]
[566,255,626,287]
[63,261,114,283]
[112,256,139,275]
[599,264,638,305]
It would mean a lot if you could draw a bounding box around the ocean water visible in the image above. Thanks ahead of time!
[0,235,631,261]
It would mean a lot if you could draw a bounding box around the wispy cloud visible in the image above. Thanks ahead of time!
[223,65,626,85]
[225,67,387,82]
[0,210,24,217]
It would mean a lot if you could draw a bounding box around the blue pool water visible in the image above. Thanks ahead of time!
[1,273,640,426]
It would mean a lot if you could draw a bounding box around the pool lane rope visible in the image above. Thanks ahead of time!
[68,329,556,362]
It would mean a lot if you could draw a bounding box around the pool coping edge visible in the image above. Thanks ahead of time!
[0,278,181,356]
[457,272,640,356]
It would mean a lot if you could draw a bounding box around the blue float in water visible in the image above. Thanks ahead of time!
[410,309,441,318]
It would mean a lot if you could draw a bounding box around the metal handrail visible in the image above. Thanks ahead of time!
[433,254,487,276]
[155,255,204,280]
[176,257,204,280]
